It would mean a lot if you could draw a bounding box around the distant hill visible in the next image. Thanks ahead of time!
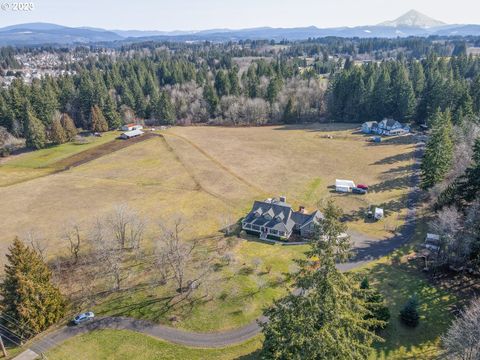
[0,22,122,46]
[1,10,480,46]
[379,9,446,28]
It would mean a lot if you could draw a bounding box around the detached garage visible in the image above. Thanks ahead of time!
[120,129,144,139]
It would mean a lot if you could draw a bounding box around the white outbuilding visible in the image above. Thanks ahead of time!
[120,129,144,139]
[335,179,356,193]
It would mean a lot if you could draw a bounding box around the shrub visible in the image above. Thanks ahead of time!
[400,295,420,327]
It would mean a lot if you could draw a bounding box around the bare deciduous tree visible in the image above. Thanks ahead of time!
[158,217,197,293]
[62,222,82,264]
[443,298,480,360]
[107,204,146,249]
[23,229,48,260]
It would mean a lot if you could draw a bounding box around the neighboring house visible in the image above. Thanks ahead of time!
[377,118,403,134]
[361,118,409,136]
[242,196,323,241]
[361,121,378,134]
[121,123,144,131]
[120,129,144,139]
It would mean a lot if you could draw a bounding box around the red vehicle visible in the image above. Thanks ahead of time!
[357,184,369,191]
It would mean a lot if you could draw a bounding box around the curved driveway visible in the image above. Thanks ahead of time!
[16,142,424,359]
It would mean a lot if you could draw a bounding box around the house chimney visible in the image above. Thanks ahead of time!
[279,195,286,203]
[299,206,305,213]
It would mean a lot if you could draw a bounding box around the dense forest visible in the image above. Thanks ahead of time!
[1,37,480,149]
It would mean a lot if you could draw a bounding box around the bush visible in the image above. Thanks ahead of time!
[238,266,254,275]
[400,295,420,327]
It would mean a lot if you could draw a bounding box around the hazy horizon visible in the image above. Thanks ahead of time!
[0,0,479,31]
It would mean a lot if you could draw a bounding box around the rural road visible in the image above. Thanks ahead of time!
[14,141,424,359]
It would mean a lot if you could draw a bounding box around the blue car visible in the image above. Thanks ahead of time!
[352,187,367,195]
[73,311,95,325]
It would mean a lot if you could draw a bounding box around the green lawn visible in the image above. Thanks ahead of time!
[360,255,456,359]
[46,330,262,360]
[93,239,308,332]
[0,132,118,186]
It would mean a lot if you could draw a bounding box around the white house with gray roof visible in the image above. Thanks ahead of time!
[242,196,323,241]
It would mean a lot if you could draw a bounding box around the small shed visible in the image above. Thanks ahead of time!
[120,129,144,139]
[374,207,384,220]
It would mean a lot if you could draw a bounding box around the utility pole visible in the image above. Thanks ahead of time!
[0,336,8,358]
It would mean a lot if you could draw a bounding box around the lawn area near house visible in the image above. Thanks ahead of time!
[93,240,308,332]
[361,254,457,359]
[46,330,262,360]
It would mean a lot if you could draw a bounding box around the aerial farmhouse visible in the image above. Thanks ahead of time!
[362,118,410,136]
[242,196,323,241]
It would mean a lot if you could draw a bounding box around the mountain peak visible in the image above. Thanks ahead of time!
[379,9,446,28]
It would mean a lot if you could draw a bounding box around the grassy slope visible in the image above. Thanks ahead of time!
[0,132,118,186]
[46,330,262,360]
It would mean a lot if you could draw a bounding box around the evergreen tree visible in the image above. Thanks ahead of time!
[421,109,454,189]
[155,91,175,124]
[228,68,240,96]
[103,95,122,130]
[261,201,381,359]
[60,113,77,141]
[411,61,425,96]
[90,105,108,132]
[25,111,47,149]
[283,97,297,124]
[392,65,416,121]
[203,84,219,117]
[266,77,282,104]
[214,70,230,97]
[0,238,65,339]
[359,277,390,330]
[372,66,393,120]
[400,295,420,327]
[49,115,67,145]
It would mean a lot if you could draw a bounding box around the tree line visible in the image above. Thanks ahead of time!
[328,54,480,124]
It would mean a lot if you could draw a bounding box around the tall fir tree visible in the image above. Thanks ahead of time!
[155,91,175,124]
[25,111,47,150]
[90,105,108,132]
[421,108,454,189]
[103,95,122,130]
[0,238,65,339]
[60,113,77,141]
[261,201,381,359]
[203,84,219,117]
[49,115,67,145]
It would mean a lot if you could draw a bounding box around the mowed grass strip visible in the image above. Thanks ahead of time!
[0,131,119,186]
[46,330,262,360]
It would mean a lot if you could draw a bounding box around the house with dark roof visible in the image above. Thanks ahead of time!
[241,196,323,241]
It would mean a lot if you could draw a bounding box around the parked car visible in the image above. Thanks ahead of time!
[73,312,95,325]
[357,184,369,191]
[352,187,367,195]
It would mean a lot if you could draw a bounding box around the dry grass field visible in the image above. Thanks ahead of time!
[0,124,415,266]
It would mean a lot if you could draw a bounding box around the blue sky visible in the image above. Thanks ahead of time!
[0,0,479,30]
